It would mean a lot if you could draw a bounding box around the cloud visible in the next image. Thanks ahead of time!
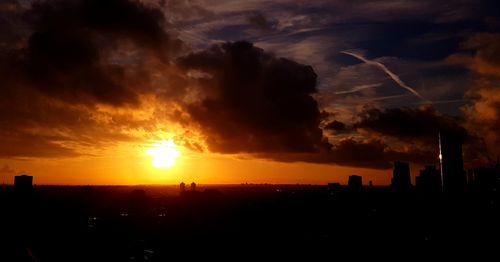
[0,131,80,158]
[313,105,478,168]
[175,41,444,169]
[463,80,500,161]
[254,138,436,169]
[354,105,466,142]
[177,41,332,154]
[327,138,435,169]
[448,33,500,75]
[0,0,191,158]
[3,0,184,106]
[0,0,25,50]
[163,0,214,22]
[246,12,278,32]
[0,82,156,158]
[448,33,500,161]
[349,104,496,167]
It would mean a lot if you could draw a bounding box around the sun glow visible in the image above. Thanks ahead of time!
[146,140,180,168]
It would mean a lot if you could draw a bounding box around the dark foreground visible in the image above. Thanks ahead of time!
[1,184,500,261]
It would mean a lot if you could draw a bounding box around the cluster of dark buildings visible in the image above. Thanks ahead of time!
[337,131,500,197]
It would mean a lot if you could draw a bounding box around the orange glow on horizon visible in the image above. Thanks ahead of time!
[0,137,396,186]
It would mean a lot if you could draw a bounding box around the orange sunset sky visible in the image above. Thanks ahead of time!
[2,145,394,185]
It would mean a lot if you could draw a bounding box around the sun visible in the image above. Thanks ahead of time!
[146,140,180,168]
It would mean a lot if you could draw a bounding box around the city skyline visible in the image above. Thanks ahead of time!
[1,0,499,185]
[4,131,492,189]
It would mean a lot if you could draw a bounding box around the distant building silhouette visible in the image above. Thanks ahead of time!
[190,182,196,191]
[439,131,466,195]
[180,182,186,193]
[348,175,362,193]
[391,161,411,192]
[14,174,33,193]
[416,165,441,197]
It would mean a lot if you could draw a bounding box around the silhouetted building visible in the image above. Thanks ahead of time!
[348,175,362,193]
[14,174,33,193]
[439,131,466,195]
[190,182,196,191]
[180,182,186,193]
[391,161,411,192]
[416,165,441,197]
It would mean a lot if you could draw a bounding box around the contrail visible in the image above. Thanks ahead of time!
[341,51,429,102]
[334,83,382,95]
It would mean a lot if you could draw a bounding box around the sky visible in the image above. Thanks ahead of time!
[0,0,499,185]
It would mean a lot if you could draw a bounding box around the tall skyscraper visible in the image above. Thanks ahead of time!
[439,131,466,195]
[391,161,411,192]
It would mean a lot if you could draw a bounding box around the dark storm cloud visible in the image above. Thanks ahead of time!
[0,130,80,158]
[0,83,143,158]
[328,139,394,169]
[255,138,436,169]
[176,41,440,169]
[327,138,435,169]
[347,104,497,167]
[3,0,183,106]
[0,0,186,158]
[0,0,25,50]
[178,41,331,154]
[354,105,467,142]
